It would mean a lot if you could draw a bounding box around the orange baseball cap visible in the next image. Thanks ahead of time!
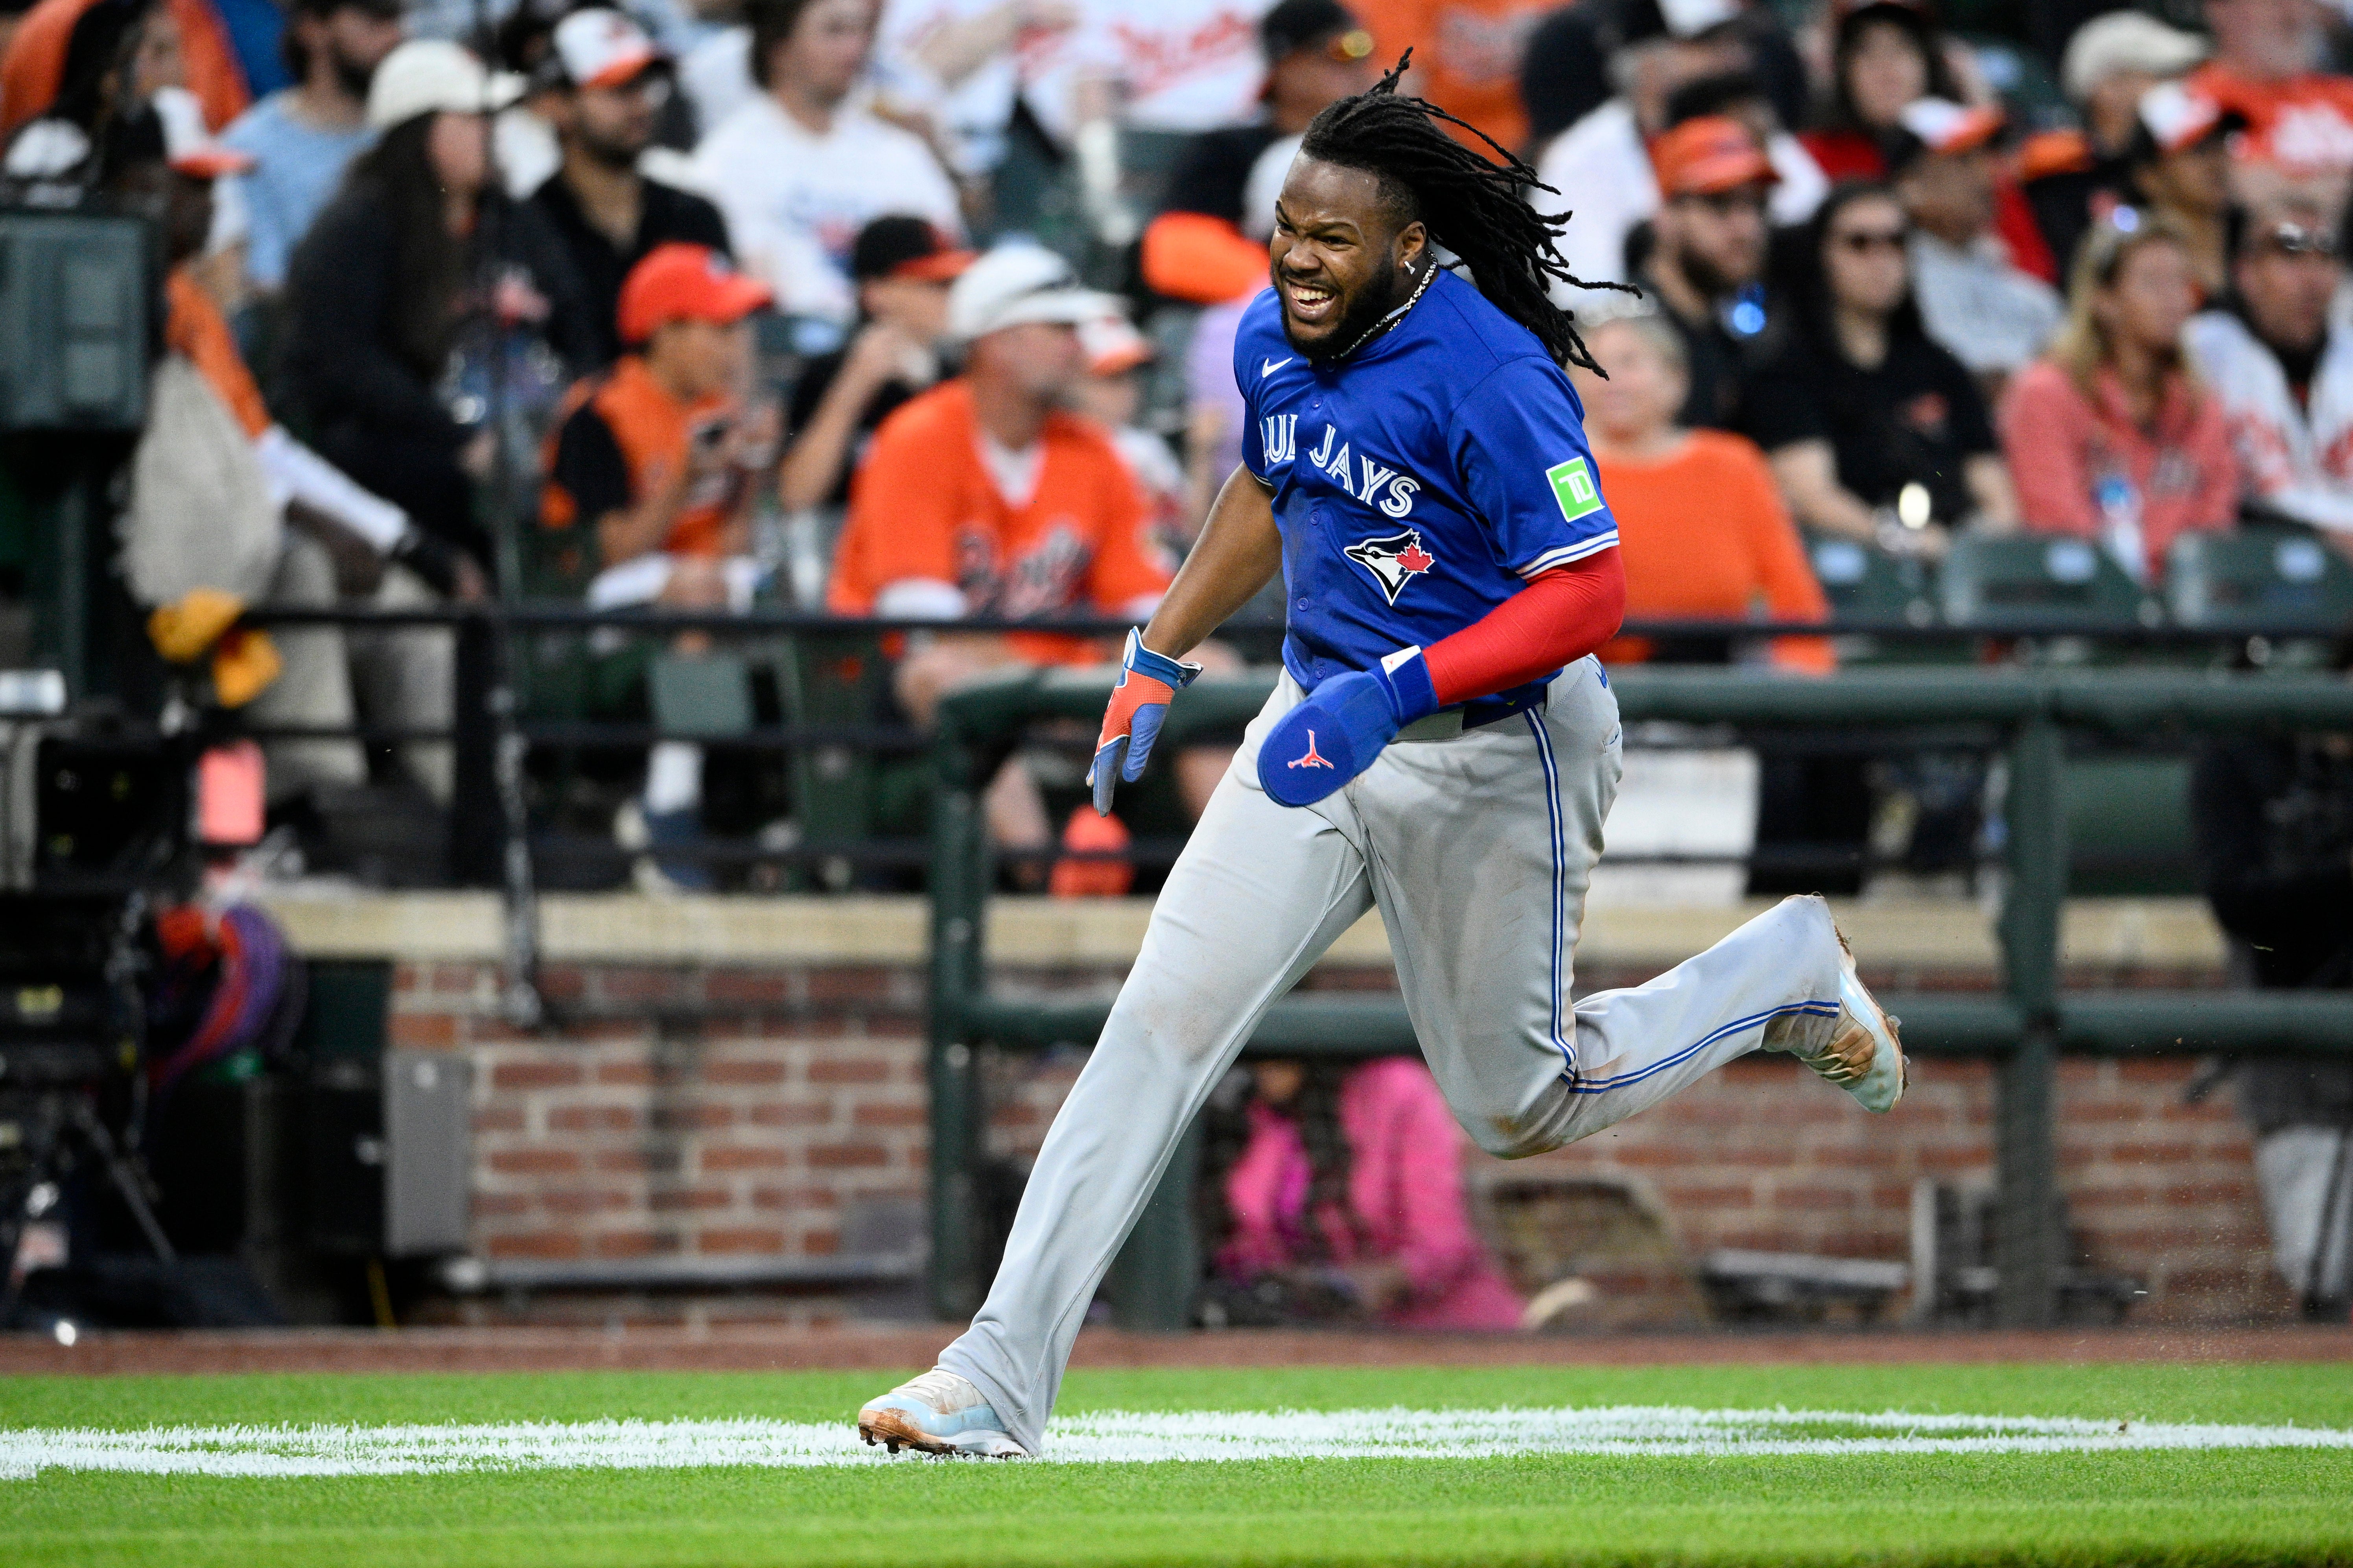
[1651,116,1777,198]
[618,243,773,344]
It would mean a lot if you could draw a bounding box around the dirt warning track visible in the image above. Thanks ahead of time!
[5,1323,2351,1377]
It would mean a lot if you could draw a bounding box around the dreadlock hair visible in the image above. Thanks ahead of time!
[1297,52,1636,374]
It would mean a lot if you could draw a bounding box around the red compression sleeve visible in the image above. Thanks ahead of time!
[1421,551,1625,707]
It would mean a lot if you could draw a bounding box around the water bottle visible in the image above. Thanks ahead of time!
[2094,472,2146,584]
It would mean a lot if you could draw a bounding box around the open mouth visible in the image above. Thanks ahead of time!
[1281,276,1340,329]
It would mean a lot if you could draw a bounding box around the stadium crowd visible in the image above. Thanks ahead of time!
[7,0,2353,874]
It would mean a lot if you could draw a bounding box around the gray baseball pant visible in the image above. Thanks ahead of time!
[938,657,1847,1454]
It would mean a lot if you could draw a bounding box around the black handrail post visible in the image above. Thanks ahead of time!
[927,702,989,1320]
[450,610,503,886]
[1995,709,2066,1327]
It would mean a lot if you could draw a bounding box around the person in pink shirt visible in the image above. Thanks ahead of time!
[1204,1055,1523,1330]
[2000,212,2241,583]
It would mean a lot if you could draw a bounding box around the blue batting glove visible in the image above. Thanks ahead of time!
[1088,628,1202,815]
[1258,647,1439,807]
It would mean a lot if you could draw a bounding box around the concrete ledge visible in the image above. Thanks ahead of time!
[254,890,2228,975]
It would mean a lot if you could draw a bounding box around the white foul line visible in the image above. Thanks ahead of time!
[6,1404,2353,1480]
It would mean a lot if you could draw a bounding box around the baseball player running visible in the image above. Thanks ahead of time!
[859,62,1904,1459]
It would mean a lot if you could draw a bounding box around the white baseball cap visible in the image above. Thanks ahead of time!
[1898,96,2004,156]
[2137,79,2241,156]
[2061,12,2208,103]
[367,39,526,129]
[552,9,664,90]
[947,243,1119,343]
[1659,0,1739,39]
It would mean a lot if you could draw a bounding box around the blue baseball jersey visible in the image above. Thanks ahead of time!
[1235,268,1618,707]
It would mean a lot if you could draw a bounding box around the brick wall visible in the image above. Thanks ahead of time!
[398,951,2300,1327]
[403,961,929,1306]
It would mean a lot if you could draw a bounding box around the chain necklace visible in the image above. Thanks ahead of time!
[1332,259,1439,363]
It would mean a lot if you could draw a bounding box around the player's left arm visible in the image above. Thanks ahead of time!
[1260,358,1625,806]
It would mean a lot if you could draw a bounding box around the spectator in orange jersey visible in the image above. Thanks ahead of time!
[2191,0,2353,210]
[1352,0,1549,153]
[828,243,1170,679]
[1568,311,1832,674]
[829,243,1199,884]
[542,242,776,600]
[539,242,776,888]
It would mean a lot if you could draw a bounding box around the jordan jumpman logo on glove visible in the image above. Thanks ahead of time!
[1089,628,1203,815]
[1258,647,1439,807]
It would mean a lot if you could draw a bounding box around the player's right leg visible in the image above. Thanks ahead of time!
[860,679,1376,1457]
[1359,658,1899,1162]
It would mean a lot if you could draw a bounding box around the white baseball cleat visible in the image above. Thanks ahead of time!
[857,1367,1028,1458]
[1767,924,1906,1113]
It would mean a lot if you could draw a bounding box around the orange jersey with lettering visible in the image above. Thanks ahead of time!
[1355,0,1551,154]
[826,379,1170,664]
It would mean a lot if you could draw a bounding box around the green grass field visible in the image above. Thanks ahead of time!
[6,1361,2353,1566]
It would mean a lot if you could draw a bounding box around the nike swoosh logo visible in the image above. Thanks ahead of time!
[1262,357,1294,378]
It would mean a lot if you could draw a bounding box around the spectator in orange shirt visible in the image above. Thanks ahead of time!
[540,241,776,599]
[539,242,777,888]
[2192,0,2353,208]
[1569,311,1831,674]
[2000,213,2241,585]
[1354,0,1549,153]
[1574,306,1865,892]
[828,242,1199,883]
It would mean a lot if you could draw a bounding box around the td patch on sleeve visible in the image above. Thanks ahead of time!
[1546,456,1605,524]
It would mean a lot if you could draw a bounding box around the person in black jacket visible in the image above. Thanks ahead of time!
[528,9,731,369]
[2190,630,2353,1322]
[279,39,592,589]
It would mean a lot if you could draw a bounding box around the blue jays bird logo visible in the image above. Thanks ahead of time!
[1343,529,1437,604]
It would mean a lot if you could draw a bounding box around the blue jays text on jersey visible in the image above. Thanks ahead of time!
[1236,269,1620,712]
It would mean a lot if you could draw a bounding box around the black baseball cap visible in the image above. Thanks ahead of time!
[851,215,977,283]
[1260,0,1370,64]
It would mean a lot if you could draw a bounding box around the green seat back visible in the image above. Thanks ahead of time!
[1807,535,1939,623]
[2167,526,2353,632]
[780,631,893,852]
[649,651,754,738]
[1942,535,2157,632]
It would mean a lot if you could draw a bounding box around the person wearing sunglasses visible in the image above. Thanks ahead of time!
[1889,96,2062,402]
[2186,198,2353,537]
[530,9,731,370]
[1746,180,2014,558]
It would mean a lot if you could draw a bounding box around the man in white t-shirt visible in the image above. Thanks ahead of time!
[691,0,963,324]
[2187,200,2353,536]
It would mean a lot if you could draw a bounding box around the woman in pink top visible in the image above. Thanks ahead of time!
[2000,213,2240,584]
[1205,1055,1523,1331]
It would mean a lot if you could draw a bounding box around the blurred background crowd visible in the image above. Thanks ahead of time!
[7,0,2353,893]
